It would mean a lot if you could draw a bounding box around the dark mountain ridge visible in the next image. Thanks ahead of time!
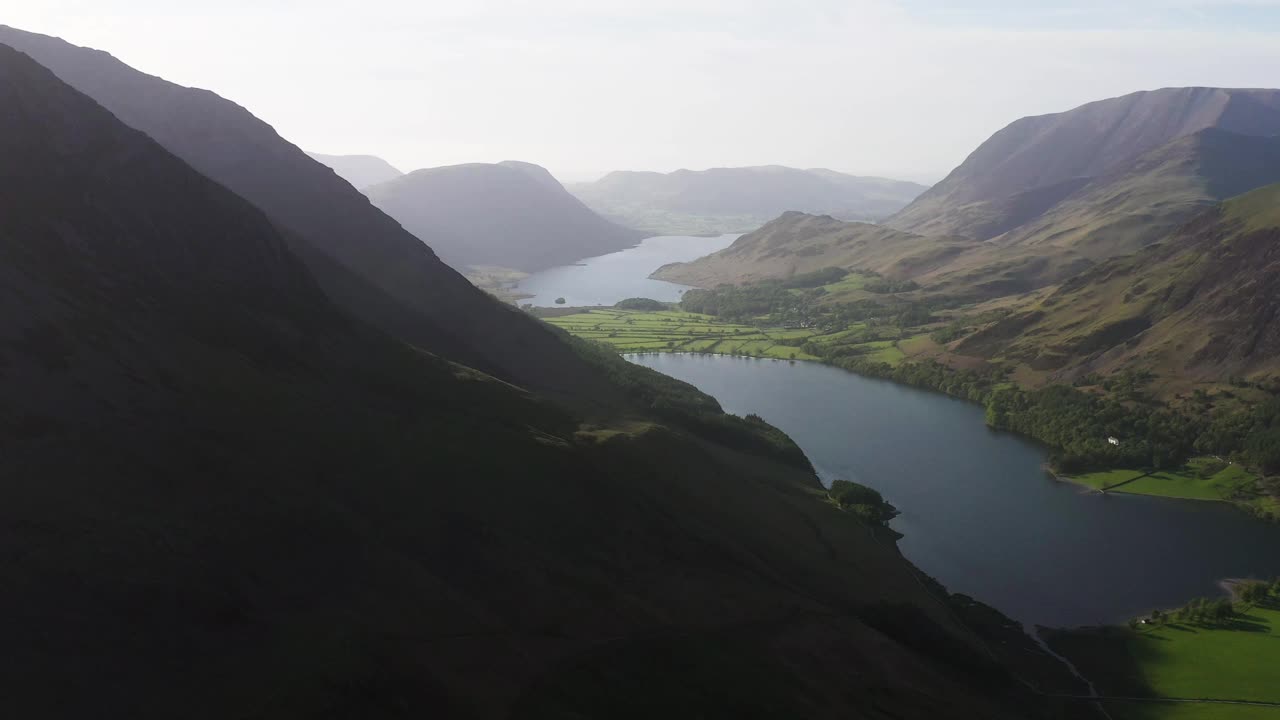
[0,41,1076,718]
[0,25,629,404]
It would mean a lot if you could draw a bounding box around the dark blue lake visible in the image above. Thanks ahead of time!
[628,353,1280,629]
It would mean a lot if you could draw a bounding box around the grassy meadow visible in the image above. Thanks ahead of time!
[1069,457,1260,502]
[543,308,918,364]
[1052,602,1280,720]
[1126,606,1280,704]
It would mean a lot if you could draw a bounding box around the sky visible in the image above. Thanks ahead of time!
[5,1,1280,183]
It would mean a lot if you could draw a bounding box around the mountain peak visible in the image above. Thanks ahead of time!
[306,152,403,189]
[886,86,1280,253]
[366,161,646,272]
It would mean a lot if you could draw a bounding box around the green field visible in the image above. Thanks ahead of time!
[543,309,819,359]
[1069,457,1258,502]
[1128,606,1280,703]
[1052,604,1280,720]
[544,308,919,365]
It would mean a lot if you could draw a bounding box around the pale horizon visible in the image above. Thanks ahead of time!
[9,1,1280,184]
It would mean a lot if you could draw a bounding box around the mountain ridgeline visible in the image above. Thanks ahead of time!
[366,160,649,272]
[307,152,404,189]
[663,88,1280,304]
[889,87,1280,240]
[0,24,634,402]
[570,165,928,235]
[0,32,1083,719]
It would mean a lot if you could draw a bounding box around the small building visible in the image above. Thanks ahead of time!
[1108,436,1121,446]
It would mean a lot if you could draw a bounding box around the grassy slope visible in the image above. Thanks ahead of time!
[544,308,916,365]
[955,183,1280,385]
[1050,606,1280,711]
[1069,458,1257,501]
[652,212,976,288]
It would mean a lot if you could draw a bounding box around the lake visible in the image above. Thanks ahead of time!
[627,353,1280,629]
[513,234,737,307]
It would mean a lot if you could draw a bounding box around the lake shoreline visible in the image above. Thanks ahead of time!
[628,352,1280,630]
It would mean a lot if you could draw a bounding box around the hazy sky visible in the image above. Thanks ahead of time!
[7,1,1280,182]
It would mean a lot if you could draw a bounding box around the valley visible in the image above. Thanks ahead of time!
[4,7,1280,719]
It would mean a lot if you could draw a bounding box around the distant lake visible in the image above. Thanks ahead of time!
[627,353,1280,629]
[513,234,737,307]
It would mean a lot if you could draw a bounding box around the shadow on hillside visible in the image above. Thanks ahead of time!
[1040,626,1158,699]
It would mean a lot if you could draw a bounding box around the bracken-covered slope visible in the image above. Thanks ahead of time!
[653,211,976,287]
[888,87,1280,240]
[907,127,1280,296]
[688,107,1280,301]
[307,151,404,189]
[571,165,928,234]
[0,25,619,404]
[957,183,1280,382]
[0,43,1074,720]
[366,161,648,272]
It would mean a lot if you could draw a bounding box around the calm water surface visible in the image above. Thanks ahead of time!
[627,353,1280,629]
[514,234,737,307]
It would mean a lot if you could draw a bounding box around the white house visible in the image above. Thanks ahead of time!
[1108,436,1121,446]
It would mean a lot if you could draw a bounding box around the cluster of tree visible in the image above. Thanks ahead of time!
[681,284,806,321]
[984,385,1199,472]
[863,277,921,294]
[1201,397,1280,474]
[1129,579,1280,630]
[828,357,1006,404]
[1238,579,1280,604]
[1134,597,1236,628]
[614,297,667,311]
[828,479,899,526]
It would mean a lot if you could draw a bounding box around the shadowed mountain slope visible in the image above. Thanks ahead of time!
[0,25,621,404]
[366,161,648,272]
[957,183,1280,382]
[0,42,1078,719]
[889,87,1280,240]
[904,127,1280,297]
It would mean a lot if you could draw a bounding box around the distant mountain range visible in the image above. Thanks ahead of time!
[0,27,1071,717]
[570,165,928,235]
[665,88,1280,302]
[366,160,649,272]
[307,152,403,188]
[654,86,1280,395]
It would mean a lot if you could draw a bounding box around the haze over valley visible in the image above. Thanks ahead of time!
[5,5,1280,719]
